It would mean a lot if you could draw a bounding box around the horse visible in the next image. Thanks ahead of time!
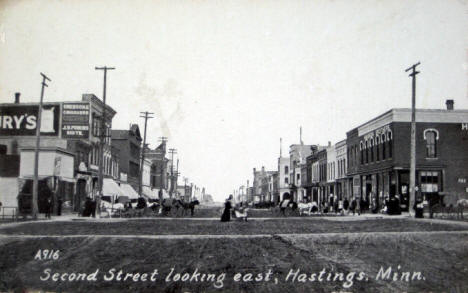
[297,202,319,216]
[430,194,468,219]
[175,199,200,216]
[455,198,468,219]
[160,198,176,216]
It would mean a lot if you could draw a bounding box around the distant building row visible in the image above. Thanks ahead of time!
[246,100,468,211]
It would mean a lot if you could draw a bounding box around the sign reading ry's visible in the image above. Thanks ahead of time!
[0,104,59,136]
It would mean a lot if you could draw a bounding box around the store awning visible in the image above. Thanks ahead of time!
[120,183,139,199]
[103,178,126,197]
[142,186,156,199]
[160,189,170,199]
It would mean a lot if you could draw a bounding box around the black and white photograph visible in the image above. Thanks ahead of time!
[0,0,467,292]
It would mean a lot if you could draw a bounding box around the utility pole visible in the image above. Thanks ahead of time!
[174,158,180,197]
[95,66,115,217]
[32,73,51,220]
[168,148,177,198]
[176,158,179,187]
[183,177,188,201]
[405,62,420,217]
[139,111,154,197]
[158,137,168,202]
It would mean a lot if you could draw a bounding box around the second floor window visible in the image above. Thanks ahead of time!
[425,130,437,158]
[285,177,289,184]
[285,166,289,174]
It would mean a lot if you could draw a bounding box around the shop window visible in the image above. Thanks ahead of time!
[424,130,437,158]
[0,144,6,155]
[420,171,439,194]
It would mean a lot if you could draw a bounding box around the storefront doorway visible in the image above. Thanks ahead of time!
[398,171,410,212]
[75,179,87,212]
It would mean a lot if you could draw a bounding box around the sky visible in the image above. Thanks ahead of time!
[0,0,467,201]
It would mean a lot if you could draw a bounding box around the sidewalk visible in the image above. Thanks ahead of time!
[2,211,467,227]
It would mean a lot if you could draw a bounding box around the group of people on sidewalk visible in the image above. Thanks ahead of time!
[310,194,406,216]
[218,192,422,219]
[220,195,248,222]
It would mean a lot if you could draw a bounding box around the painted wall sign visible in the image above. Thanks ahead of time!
[62,102,90,138]
[0,104,59,136]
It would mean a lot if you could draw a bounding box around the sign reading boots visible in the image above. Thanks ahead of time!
[61,102,90,138]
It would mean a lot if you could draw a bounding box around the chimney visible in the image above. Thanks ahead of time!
[446,99,454,110]
[253,168,256,173]
[14,92,20,104]
[262,166,265,172]
[328,141,331,147]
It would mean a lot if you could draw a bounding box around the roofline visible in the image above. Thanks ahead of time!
[349,107,468,134]
[0,102,61,107]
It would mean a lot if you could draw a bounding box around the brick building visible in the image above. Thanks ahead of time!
[145,141,169,200]
[111,124,142,192]
[346,102,468,212]
[0,93,119,214]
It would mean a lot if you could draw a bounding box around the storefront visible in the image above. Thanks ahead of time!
[18,147,75,215]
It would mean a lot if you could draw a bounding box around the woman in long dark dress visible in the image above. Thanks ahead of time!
[221,195,233,222]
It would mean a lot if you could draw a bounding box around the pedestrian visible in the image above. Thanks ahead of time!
[356,197,361,215]
[414,195,424,218]
[343,197,349,215]
[221,195,233,222]
[349,197,357,216]
[91,198,97,218]
[45,196,52,219]
[338,198,344,215]
[57,194,63,216]
[323,201,329,214]
[371,194,379,214]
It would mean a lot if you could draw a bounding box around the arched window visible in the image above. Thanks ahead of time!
[425,130,437,158]
[360,142,364,165]
[366,141,370,164]
[387,138,392,158]
[375,136,380,161]
[382,138,386,160]
[386,130,393,141]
